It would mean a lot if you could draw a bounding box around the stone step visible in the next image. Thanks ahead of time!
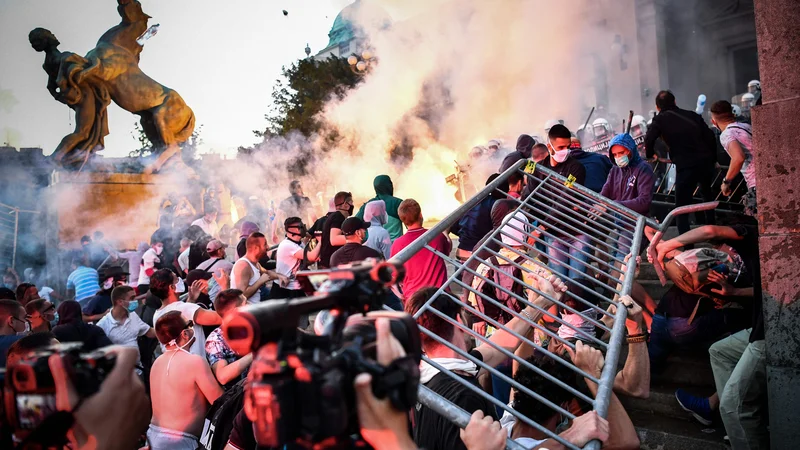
[633,411,728,450]
[621,383,718,423]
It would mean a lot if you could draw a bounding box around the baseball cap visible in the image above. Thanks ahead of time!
[185,269,212,287]
[207,239,228,253]
[341,217,370,236]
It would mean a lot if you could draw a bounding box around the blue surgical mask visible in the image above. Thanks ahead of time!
[50,312,59,328]
[127,300,139,313]
[615,154,630,168]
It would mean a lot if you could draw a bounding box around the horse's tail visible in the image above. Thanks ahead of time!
[174,106,196,144]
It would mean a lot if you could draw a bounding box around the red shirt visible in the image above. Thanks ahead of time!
[390,227,452,301]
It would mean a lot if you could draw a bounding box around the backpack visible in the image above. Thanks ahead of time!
[200,378,247,450]
[475,255,525,324]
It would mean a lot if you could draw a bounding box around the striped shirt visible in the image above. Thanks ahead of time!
[67,266,99,303]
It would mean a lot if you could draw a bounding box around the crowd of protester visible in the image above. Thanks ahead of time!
[0,87,768,450]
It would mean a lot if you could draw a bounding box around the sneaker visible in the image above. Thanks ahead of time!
[675,388,713,426]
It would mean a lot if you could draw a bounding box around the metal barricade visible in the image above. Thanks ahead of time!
[389,160,661,450]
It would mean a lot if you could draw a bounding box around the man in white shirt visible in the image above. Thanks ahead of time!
[137,237,165,294]
[191,208,219,239]
[96,286,156,368]
[269,218,321,328]
[231,232,285,305]
[149,269,222,358]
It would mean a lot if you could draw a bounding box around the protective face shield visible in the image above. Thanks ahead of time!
[592,118,611,140]
[741,93,755,108]
[630,115,647,138]
[544,119,562,135]
[747,80,761,94]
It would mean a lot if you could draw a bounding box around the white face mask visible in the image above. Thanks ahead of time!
[549,140,570,163]
[102,277,114,290]
[615,154,630,167]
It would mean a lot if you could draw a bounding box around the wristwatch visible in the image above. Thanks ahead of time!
[721,178,732,185]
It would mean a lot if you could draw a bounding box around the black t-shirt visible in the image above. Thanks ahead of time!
[329,243,382,267]
[319,211,346,268]
[413,352,497,450]
[310,212,334,237]
[82,292,112,316]
[51,322,113,351]
[655,285,712,318]
[725,225,763,342]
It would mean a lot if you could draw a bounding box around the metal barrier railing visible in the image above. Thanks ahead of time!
[389,160,655,450]
[650,160,748,214]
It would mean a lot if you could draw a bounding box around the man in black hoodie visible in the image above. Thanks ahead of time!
[499,134,536,173]
[645,90,717,234]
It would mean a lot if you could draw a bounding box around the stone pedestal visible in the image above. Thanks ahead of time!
[752,0,800,447]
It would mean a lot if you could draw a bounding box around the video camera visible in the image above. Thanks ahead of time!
[222,260,421,449]
[3,343,116,436]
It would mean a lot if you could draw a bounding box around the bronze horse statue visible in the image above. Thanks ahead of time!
[31,0,194,172]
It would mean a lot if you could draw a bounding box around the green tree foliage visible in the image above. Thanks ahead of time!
[255,56,362,138]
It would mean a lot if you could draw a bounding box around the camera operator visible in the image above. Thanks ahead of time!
[405,274,567,450]
[224,317,418,450]
[150,311,223,449]
[7,346,151,450]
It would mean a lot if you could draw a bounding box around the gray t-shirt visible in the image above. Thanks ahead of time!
[720,123,755,189]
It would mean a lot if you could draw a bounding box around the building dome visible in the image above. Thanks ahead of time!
[324,0,391,49]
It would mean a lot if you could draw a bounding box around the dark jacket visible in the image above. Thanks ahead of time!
[52,322,113,351]
[451,197,496,251]
[644,106,716,168]
[570,149,612,193]
[601,134,655,215]
[355,175,404,240]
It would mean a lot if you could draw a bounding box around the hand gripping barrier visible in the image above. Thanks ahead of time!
[389,160,662,450]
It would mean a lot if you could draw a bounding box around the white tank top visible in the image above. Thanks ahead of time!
[232,258,260,304]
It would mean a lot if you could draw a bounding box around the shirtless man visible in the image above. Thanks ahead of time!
[231,232,286,304]
[148,311,223,450]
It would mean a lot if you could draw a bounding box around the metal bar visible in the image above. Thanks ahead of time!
[424,303,596,403]
[584,217,645,450]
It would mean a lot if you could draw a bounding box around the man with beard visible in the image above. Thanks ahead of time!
[82,266,129,322]
[319,191,355,269]
[231,232,284,304]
